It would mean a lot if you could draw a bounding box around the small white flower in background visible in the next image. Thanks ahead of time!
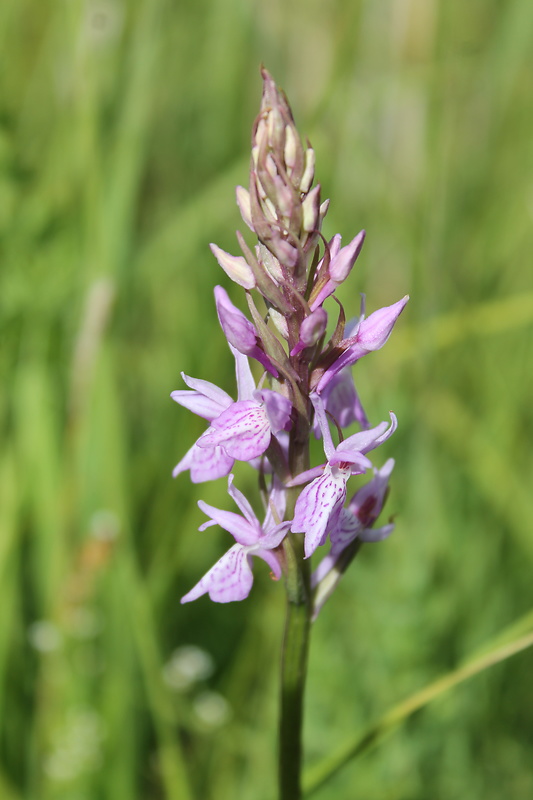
[193,691,232,728]
[28,621,62,653]
[89,509,120,541]
[83,1,124,47]
[44,710,104,782]
[162,645,214,691]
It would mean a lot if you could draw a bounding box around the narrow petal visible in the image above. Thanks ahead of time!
[254,547,283,579]
[180,372,233,408]
[181,545,254,603]
[359,523,395,542]
[261,520,292,550]
[286,465,325,487]
[310,551,337,588]
[186,442,234,483]
[171,390,230,422]
[230,346,256,402]
[197,499,258,545]
[292,470,347,558]
[310,393,336,460]
[226,474,259,528]
[263,477,288,529]
[334,412,397,460]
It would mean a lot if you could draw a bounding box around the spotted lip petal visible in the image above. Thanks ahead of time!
[199,401,272,462]
[291,467,348,558]
[181,545,254,604]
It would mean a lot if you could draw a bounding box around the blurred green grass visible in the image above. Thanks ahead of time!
[1,0,532,798]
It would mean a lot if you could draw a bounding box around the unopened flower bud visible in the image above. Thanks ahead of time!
[350,295,409,352]
[302,185,321,233]
[257,244,283,283]
[214,285,278,376]
[329,230,365,283]
[290,308,328,356]
[236,186,254,231]
[300,308,327,346]
[300,148,316,194]
[210,244,256,290]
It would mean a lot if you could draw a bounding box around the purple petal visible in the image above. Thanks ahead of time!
[334,413,397,460]
[261,520,292,550]
[199,401,271,462]
[286,465,325,487]
[263,477,288,529]
[197,499,259,545]
[171,390,231,422]
[316,369,370,432]
[226,474,259,528]
[316,296,408,392]
[329,230,365,283]
[310,393,336,460]
[346,458,394,525]
[359,523,395,543]
[310,232,365,310]
[215,285,258,352]
[292,468,348,558]
[310,552,337,587]
[290,308,328,356]
[254,546,283,579]
[329,508,362,555]
[173,440,234,483]
[231,346,256,402]
[349,296,409,352]
[254,389,292,434]
[180,372,233,408]
[181,544,254,603]
[214,286,278,377]
[328,451,372,473]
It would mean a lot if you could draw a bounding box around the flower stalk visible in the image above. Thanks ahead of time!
[170,68,408,798]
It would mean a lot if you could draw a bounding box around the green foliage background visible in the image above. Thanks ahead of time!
[1,0,532,798]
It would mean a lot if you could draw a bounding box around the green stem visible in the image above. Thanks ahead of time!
[278,364,312,800]
[279,533,311,800]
